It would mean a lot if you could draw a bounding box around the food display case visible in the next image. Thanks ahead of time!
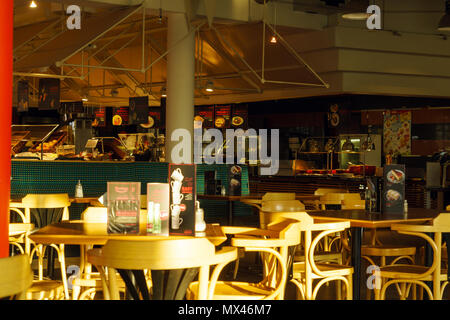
[11,124,65,160]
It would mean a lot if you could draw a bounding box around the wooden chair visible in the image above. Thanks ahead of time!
[12,193,71,299]
[87,238,238,300]
[265,211,353,300]
[342,200,417,299]
[0,255,33,300]
[71,207,108,300]
[374,213,450,300]
[9,205,35,256]
[293,213,353,300]
[187,219,302,300]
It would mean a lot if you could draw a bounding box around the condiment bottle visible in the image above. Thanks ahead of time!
[75,180,83,198]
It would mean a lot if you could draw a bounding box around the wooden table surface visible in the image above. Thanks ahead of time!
[307,208,443,228]
[197,194,321,202]
[29,221,227,247]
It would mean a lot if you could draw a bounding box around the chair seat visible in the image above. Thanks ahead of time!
[362,245,416,257]
[187,281,276,300]
[378,264,448,281]
[293,262,353,279]
[27,280,65,300]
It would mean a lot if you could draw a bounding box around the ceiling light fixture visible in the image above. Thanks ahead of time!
[161,87,167,97]
[82,95,88,102]
[205,81,214,92]
[270,35,277,44]
[341,0,371,20]
[29,1,37,8]
[438,0,450,31]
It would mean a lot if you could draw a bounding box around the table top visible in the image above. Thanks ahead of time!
[10,196,102,207]
[197,194,321,202]
[29,221,227,246]
[307,208,446,228]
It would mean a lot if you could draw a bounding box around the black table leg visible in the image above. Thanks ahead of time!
[351,227,363,300]
[227,201,234,226]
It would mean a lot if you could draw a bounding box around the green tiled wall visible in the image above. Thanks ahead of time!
[11,160,252,220]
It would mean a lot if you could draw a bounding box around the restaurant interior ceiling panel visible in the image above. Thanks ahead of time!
[13,5,141,71]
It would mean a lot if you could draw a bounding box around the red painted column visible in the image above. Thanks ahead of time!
[0,0,13,258]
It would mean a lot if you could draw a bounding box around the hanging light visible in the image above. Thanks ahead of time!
[29,1,37,8]
[438,0,450,31]
[161,87,167,97]
[270,35,277,44]
[341,0,371,20]
[205,81,214,92]
[82,95,88,102]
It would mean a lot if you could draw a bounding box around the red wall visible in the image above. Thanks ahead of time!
[0,1,13,257]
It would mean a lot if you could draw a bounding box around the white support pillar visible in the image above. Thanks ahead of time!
[165,12,195,164]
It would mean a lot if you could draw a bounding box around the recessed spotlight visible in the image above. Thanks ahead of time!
[205,81,214,92]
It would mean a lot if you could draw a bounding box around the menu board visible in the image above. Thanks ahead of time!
[382,164,406,214]
[141,107,161,129]
[168,164,196,236]
[92,107,106,127]
[231,105,248,129]
[228,165,242,196]
[107,182,141,234]
[17,80,29,112]
[194,105,214,128]
[129,96,148,125]
[214,105,231,129]
[112,107,129,126]
[38,78,60,109]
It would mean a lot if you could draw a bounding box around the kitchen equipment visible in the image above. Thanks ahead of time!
[348,165,376,176]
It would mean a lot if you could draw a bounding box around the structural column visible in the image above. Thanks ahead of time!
[0,1,13,258]
[165,12,195,164]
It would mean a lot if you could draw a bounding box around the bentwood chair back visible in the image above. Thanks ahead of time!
[0,254,33,300]
[71,206,108,299]
[19,193,71,299]
[88,238,238,300]
[187,219,302,300]
[262,211,353,300]
[259,200,305,229]
[374,213,450,300]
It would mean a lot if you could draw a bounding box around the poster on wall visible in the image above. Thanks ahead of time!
[129,96,148,124]
[92,107,106,127]
[17,80,29,112]
[112,107,129,126]
[38,78,60,109]
[383,110,411,155]
[194,105,214,128]
[214,105,231,129]
[231,104,248,129]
